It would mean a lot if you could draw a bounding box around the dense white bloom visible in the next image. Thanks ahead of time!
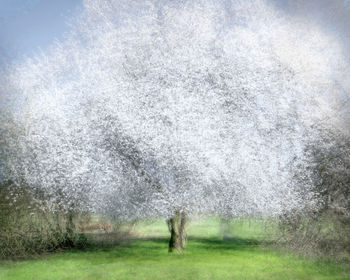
[3,0,350,219]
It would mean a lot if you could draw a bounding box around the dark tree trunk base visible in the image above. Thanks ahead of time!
[167,211,187,252]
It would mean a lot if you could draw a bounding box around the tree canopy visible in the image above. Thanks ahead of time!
[1,0,350,221]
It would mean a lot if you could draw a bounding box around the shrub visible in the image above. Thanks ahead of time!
[0,181,87,259]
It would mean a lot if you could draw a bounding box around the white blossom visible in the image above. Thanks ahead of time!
[3,0,350,219]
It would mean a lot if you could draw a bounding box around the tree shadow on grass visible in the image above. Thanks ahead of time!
[65,234,271,265]
[82,235,265,250]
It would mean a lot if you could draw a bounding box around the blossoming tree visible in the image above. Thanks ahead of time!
[4,0,350,251]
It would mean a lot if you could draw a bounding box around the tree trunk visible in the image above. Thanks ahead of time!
[167,211,187,252]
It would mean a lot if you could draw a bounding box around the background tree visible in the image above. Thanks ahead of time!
[278,127,350,257]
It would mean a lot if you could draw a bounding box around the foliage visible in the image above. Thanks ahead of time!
[278,210,350,259]
[0,181,89,259]
[278,130,350,259]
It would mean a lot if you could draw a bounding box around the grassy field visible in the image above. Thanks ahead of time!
[0,218,349,280]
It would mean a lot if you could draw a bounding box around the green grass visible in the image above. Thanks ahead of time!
[0,217,349,280]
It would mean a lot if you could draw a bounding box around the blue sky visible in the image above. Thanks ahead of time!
[0,0,349,65]
[0,0,82,64]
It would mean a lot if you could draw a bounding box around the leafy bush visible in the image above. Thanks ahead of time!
[0,181,87,259]
[278,209,350,260]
